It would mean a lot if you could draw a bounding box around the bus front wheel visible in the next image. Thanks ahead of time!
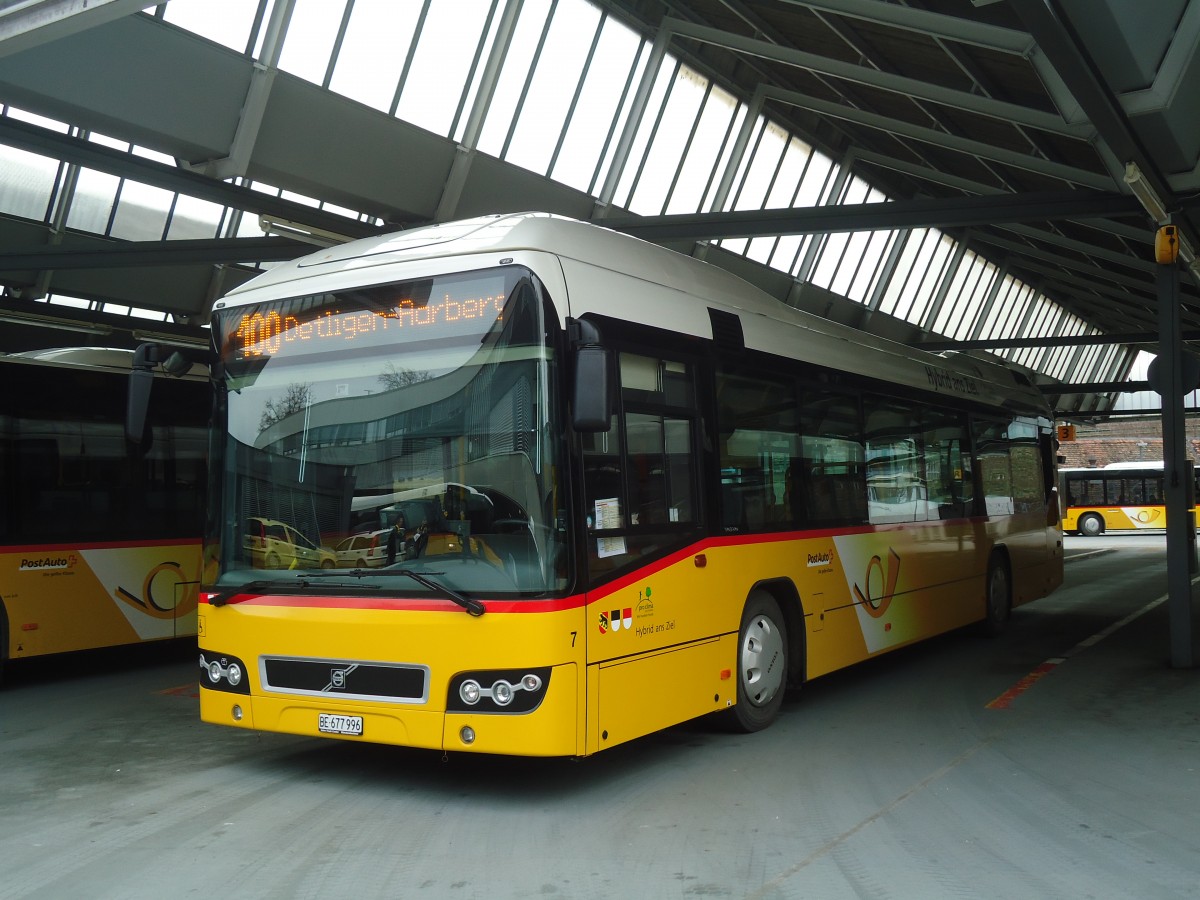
[1078,513,1105,536]
[725,590,788,732]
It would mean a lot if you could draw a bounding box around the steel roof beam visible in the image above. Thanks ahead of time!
[916,331,1200,352]
[0,0,154,58]
[664,17,1093,139]
[854,150,1149,244]
[1044,380,1152,394]
[1009,0,1177,213]
[603,190,1142,242]
[778,0,1035,54]
[0,236,309,270]
[758,86,1111,189]
[0,117,385,240]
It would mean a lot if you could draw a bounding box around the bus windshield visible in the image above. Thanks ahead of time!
[208,265,567,598]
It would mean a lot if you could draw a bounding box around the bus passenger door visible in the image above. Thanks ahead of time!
[580,350,719,751]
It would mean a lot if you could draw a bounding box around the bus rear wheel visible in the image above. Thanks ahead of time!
[1078,513,1104,536]
[982,555,1012,637]
[725,590,788,732]
[0,603,7,689]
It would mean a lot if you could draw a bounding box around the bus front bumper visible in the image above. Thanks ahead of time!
[199,661,580,757]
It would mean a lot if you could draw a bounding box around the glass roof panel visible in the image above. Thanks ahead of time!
[166,194,225,240]
[161,0,262,53]
[327,0,419,112]
[277,0,346,85]
[109,182,173,241]
[626,67,708,215]
[477,0,553,159]
[63,168,119,234]
[550,16,643,192]
[394,0,495,133]
[0,145,58,221]
[611,59,676,210]
[507,0,603,175]
[666,83,739,215]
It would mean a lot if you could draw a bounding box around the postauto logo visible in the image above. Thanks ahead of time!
[19,554,78,571]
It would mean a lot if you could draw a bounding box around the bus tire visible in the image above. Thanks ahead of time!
[1078,513,1104,536]
[982,553,1012,637]
[725,590,788,732]
[0,601,8,689]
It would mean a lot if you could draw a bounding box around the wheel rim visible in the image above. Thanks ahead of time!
[740,613,786,707]
[989,565,1010,621]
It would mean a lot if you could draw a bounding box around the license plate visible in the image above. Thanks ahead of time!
[318,713,363,736]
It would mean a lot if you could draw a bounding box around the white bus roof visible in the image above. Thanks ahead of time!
[223,212,1048,419]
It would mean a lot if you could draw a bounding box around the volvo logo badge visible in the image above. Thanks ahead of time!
[327,664,357,691]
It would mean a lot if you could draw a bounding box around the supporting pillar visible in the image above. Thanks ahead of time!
[1154,229,1197,667]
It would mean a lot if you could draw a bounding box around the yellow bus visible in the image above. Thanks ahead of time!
[186,213,1062,756]
[1,348,207,684]
[1060,462,1198,535]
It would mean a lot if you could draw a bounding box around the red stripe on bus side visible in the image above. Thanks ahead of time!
[205,516,992,613]
[4,538,202,553]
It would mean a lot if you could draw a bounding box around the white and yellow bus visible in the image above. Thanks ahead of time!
[189,213,1063,756]
[1060,462,1198,534]
[1,348,207,684]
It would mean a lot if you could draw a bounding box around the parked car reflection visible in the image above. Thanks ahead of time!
[243,517,336,569]
[333,529,391,568]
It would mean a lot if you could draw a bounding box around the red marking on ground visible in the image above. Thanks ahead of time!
[157,683,199,698]
[985,661,1059,710]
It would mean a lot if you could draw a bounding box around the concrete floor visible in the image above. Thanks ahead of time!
[2,534,1198,899]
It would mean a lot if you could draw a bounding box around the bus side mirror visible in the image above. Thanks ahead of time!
[126,343,162,444]
[572,345,612,433]
[569,318,612,433]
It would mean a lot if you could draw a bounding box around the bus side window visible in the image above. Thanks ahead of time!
[584,352,700,576]
[797,389,865,526]
[715,368,798,533]
[582,420,622,526]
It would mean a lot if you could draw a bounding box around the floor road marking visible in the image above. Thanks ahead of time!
[746,738,994,898]
[984,576,1191,709]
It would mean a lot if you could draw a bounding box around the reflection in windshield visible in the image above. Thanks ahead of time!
[208,266,567,598]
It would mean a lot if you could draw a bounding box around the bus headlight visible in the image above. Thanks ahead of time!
[447,668,551,713]
[199,650,251,695]
[492,680,513,706]
[460,680,482,705]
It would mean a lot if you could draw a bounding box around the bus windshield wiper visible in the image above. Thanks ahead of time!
[209,578,374,607]
[306,567,486,617]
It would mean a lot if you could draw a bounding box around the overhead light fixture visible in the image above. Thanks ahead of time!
[1124,162,1200,281]
[0,310,113,336]
[131,328,210,349]
[1124,161,1169,224]
[259,215,352,248]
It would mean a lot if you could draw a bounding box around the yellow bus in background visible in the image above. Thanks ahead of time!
[1060,462,1199,535]
[1,349,207,684]
[185,213,1063,757]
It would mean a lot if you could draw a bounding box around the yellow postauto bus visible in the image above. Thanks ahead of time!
[1,348,207,685]
[1060,462,1199,535]
[183,213,1062,757]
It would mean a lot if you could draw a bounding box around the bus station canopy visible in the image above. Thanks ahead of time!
[0,0,1199,417]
